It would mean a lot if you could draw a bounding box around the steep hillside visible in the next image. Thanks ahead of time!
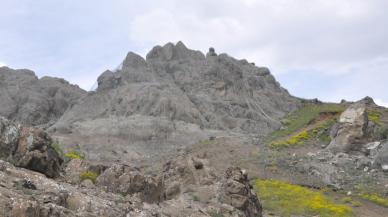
[0,67,86,127]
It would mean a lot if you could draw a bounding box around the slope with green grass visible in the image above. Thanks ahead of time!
[267,103,346,149]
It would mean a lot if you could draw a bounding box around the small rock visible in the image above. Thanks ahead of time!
[81,179,94,188]
[22,178,37,190]
[193,159,204,170]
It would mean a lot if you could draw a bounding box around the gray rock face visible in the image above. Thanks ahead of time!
[0,67,86,127]
[373,141,388,171]
[51,42,299,160]
[0,117,62,178]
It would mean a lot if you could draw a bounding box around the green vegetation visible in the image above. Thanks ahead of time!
[270,130,309,148]
[254,179,353,217]
[79,171,98,184]
[64,150,84,160]
[359,193,388,207]
[367,109,382,124]
[341,197,353,204]
[267,103,345,149]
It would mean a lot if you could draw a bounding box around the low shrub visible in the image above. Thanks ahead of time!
[270,130,309,148]
[64,150,84,160]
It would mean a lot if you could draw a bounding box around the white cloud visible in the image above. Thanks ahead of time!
[0,62,6,67]
[128,0,388,104]
[375,99,388,108]
[1,0,387,103]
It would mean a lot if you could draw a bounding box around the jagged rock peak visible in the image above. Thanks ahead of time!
[359,96,377,106]
[0,67,87,126]
[206,47,217,57]
[122,51,147,70]
[146,41,205,62]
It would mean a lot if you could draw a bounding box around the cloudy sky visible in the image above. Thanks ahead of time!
[1,0,387,106]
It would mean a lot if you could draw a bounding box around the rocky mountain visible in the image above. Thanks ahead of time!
[0,67,86,127]
[2,42,388,217]
[49,42,299,161]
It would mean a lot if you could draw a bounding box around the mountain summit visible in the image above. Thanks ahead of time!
[48,42,299,161]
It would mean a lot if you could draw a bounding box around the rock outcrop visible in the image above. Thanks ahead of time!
[0,67,86,127]
[0,151,263,217]
[327,102,368,153]
[220,167,263,217]
[0,117,62,177]
[0,160,128,217]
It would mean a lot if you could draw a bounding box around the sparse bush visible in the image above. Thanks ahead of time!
[341,197,353,204]
[64,150,84,160]
[351,201,362,207]
[80,171,98,184]
[359,193,388,207]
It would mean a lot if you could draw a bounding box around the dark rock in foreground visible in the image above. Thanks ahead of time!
[0,117,62,177]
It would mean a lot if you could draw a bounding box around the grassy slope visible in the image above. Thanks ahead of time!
[266,102,346,149]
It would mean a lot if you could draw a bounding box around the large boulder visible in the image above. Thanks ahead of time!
[220,167,263,217]
[0,117,62,177]
[327,102,368,153]
[373,141,388,171]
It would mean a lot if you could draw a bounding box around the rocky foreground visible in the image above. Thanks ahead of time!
[0,116,262,217]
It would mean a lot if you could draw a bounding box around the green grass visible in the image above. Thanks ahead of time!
[267,103,345,148]
[359,193,388,207]
[79,171,98,184]
[367,109,382,124]
[268,103,345,141]
[64,150,84,160]
[254,179,353,217]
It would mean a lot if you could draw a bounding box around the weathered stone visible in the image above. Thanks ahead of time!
[327,102,368,153]
[220,167,263,217]
[0,117,62,177]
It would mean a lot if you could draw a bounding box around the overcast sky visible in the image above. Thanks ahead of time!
[1,0,387,106]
